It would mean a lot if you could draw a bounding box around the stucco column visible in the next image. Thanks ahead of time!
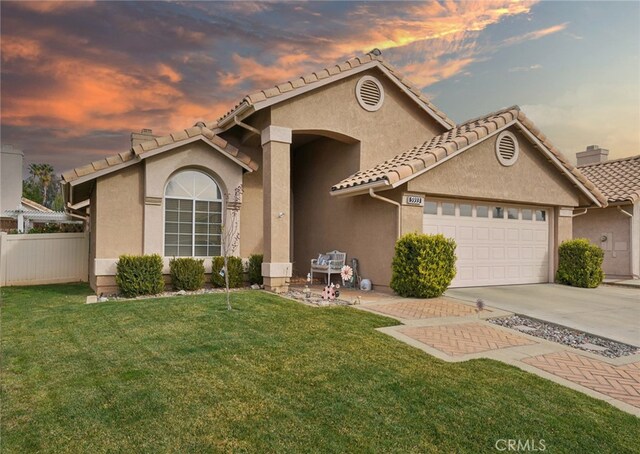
[261,126,293,292]
[401,193,425,235]
[554,207,574,278]
[632,201,639,278]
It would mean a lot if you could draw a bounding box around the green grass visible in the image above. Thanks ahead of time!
[1,284,638,453]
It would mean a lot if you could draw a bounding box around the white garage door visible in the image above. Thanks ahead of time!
[423,200,549,287]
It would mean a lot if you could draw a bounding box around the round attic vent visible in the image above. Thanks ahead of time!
[356,76,384,112]
[495,131,519,166]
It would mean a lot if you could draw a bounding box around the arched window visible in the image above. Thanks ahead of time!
[164,170,222,257]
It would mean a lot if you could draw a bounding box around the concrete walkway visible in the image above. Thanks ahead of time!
[353,296,640,416]
[445,284,640,347]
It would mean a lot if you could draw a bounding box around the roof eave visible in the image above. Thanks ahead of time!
[329,179,389,197]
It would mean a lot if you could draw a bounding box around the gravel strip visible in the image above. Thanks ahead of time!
[284,289,357,307]
[489,315,639,358]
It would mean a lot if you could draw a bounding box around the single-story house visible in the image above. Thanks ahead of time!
[573,147,639,279]
[61,49,607,294]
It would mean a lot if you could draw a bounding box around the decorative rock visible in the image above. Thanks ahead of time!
[490,315,638,358]
[176,290,187,296]
[251,284,260,290]
[97,296,109,302]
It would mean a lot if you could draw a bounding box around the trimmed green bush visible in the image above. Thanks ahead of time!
[169,258,205,291]
[211,256,244,288]
[390,233,457,298]
[556,238,604,288]
[248,254,263,285]
[115,254,165,297]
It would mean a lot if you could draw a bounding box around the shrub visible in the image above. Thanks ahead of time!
[390,233,457,298]
[248,254,263,285]
[556,238,604,288]
[211,256,244,288]
[116,254,165,297]
[169,257,205,291]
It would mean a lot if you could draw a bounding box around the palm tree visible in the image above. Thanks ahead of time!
[28,163,55,207]
[40,164,54,204]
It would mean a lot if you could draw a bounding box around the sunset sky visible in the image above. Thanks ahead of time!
[1,1,638,175]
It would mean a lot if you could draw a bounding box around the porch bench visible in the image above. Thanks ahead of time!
[310,250,346,285]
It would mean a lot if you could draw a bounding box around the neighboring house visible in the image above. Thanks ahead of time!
[62,50,606,295]
[1,145,77,232]
[573,147,639,279]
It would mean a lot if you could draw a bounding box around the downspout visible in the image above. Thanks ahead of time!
[572,208,588,218]
[369,188,401,238]
[617,206,633,218]
[616,205,637,278]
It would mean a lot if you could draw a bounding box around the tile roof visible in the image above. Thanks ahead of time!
[578,155,640,203]
[210,49,455,130]
[331,106,607,206]
[61,125,258,183]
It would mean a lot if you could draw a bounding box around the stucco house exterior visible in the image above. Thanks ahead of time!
[61,50,607,294]
[573,147,639,279]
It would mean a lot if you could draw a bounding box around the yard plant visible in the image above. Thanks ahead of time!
[391,233,457,298]
[169,257,205,291]
[211,255,244,288]
[556,238,604,288]
[248,253,263,285]
[1,284,636,453]
[115,254,165,297]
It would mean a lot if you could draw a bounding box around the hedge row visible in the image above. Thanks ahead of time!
[115,254,263,296]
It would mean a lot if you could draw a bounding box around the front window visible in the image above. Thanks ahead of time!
[164,170,222,257]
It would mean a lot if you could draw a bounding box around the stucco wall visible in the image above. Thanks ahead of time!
[407,127,580,207]
[574,206,633,277]
[271,67,446,171]
[239,148,264,258]
[292,137,397,288]
[95,164,144,258]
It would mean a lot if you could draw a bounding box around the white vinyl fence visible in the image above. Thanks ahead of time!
[0,232,89,286]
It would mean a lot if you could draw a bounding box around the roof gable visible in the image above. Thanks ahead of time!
[212,50,455,131]
[61,125,258,185]
[330,106,607,207]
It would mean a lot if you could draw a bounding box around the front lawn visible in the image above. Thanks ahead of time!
[1,284,637,453]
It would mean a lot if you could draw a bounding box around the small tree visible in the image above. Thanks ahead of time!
[221,185,243,310]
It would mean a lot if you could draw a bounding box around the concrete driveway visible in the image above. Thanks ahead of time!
[445,284,640,347]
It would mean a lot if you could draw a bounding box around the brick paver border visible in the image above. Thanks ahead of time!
[369,298,482,320]
[398,323,536,356]
[523,351,640,408]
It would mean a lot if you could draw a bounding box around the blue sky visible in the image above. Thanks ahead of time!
[1,1,638,173]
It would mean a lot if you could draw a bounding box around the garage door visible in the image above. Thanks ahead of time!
[423,200,549,287]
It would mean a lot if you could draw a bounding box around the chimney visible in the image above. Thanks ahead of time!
[576,145,609,167]
[130,128,158,147]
